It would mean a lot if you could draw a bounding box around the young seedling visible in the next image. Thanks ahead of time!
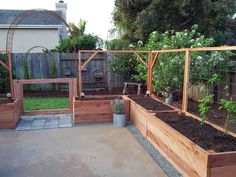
[219,86,236,134]
[199,94,214,125]
[198,74,220,125]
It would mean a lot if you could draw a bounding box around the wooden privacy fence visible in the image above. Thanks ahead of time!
[11,53,125,91]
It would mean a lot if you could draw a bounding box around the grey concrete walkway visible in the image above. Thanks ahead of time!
[16,114,72,131]
[0,126,167,177]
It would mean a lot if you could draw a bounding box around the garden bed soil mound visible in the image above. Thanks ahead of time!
[0,98,14,104]
[156,112,236,152]
[84,89,123,95]
[79,96,119,101]
[128,95,173,111]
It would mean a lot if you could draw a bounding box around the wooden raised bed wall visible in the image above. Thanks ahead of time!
[124,96,236,177]
[0,99,20,129]
[13,78,77,115]
[73,97,113,124]
[73,96,130,124]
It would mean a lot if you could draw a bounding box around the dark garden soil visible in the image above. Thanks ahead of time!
[0,97,14,104]
[156,112,236,152]
[128,95,173,111]
[153,93,236,133]
[79,96,119,101]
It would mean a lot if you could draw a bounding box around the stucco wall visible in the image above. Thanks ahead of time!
[0,28,60,53]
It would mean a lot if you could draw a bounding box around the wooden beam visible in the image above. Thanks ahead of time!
[8,52,13,96]
[151,52,159,69]
[81,52,98,69]
[189,46,236,51]
[14,78,75,84]
[0,60,9,71]
[152,46,236,53]
[182,49,191,112]
[147,52,154,92]
[133,51,148,68]
[153,49,186,53]
[78,51,82,98]
[79,50,149,53]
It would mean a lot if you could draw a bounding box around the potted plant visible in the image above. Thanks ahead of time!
[111,98,126,127]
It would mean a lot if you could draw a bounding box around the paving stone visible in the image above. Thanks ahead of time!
[47,117,59,123]
[16,123,32,131]
[32,119,46,124]
[58,123,72,128]
[16,114,73,131]
[45,122,58,129]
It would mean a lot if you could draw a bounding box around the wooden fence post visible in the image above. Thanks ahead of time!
[147,52,154,93]
[77,51,82,98]
[182,49,191,112]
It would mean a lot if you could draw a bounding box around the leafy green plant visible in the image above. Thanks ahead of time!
[50,54,58,78]
[111,98,125,114]
[0,53,8,93]
[22,54,31,79]
[198,73,220,125]
[134,25,234,98]
[219,99,236,132]
[199,94,214,125]
[52,20,101,52]
[219,86,236,133]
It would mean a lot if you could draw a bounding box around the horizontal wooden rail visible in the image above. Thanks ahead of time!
[78,50,150,53]
[14,78,75,84]
[152,46,236,53]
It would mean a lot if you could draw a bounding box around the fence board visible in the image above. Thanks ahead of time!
[11,52,125,91]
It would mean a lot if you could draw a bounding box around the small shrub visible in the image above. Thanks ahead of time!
[111,98,125,114]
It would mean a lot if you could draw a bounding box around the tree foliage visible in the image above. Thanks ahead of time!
[113,0,236,44]
[110,25,234,95]
[53,19,102,52]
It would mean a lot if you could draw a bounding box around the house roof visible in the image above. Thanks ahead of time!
[0,9,63,25]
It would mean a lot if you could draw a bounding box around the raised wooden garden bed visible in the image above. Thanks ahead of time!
[0,99,21,129]
[123,95,236,177]
[73,95,130,124]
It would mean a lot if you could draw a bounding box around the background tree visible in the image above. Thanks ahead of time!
[53,19,102,52]
[113,0,236,45]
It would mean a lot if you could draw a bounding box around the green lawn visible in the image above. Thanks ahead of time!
[24,97,69,111]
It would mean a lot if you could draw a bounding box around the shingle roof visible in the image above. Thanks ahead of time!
[0,10,63,25]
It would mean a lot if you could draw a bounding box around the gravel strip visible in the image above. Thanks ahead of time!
[127,124,182,177]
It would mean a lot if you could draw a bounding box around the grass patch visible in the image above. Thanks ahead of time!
[24,97,69,111]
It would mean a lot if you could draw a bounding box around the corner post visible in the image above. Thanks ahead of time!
[147,51,154,93]
[7,51,13,96]
[77,51,82,98]
[182,49,191,112]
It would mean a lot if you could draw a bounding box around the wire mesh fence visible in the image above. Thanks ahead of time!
[187,50,236,132]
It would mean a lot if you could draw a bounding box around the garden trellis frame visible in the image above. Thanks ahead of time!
[77,50,150,97]
[0,50,13,95]
[78,46,236,113]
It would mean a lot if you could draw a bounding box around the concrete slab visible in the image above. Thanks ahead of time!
[0,126,167,177]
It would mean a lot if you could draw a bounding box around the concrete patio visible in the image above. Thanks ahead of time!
[0,126,167,177]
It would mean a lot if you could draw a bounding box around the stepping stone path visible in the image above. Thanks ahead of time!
[16,114,72,131]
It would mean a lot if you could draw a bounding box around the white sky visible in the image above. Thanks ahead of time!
[0,0,115,39]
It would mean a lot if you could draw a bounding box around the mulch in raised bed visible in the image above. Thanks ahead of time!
[156,111,236,152]
[79,96,119,101]
[128,95,173,111]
